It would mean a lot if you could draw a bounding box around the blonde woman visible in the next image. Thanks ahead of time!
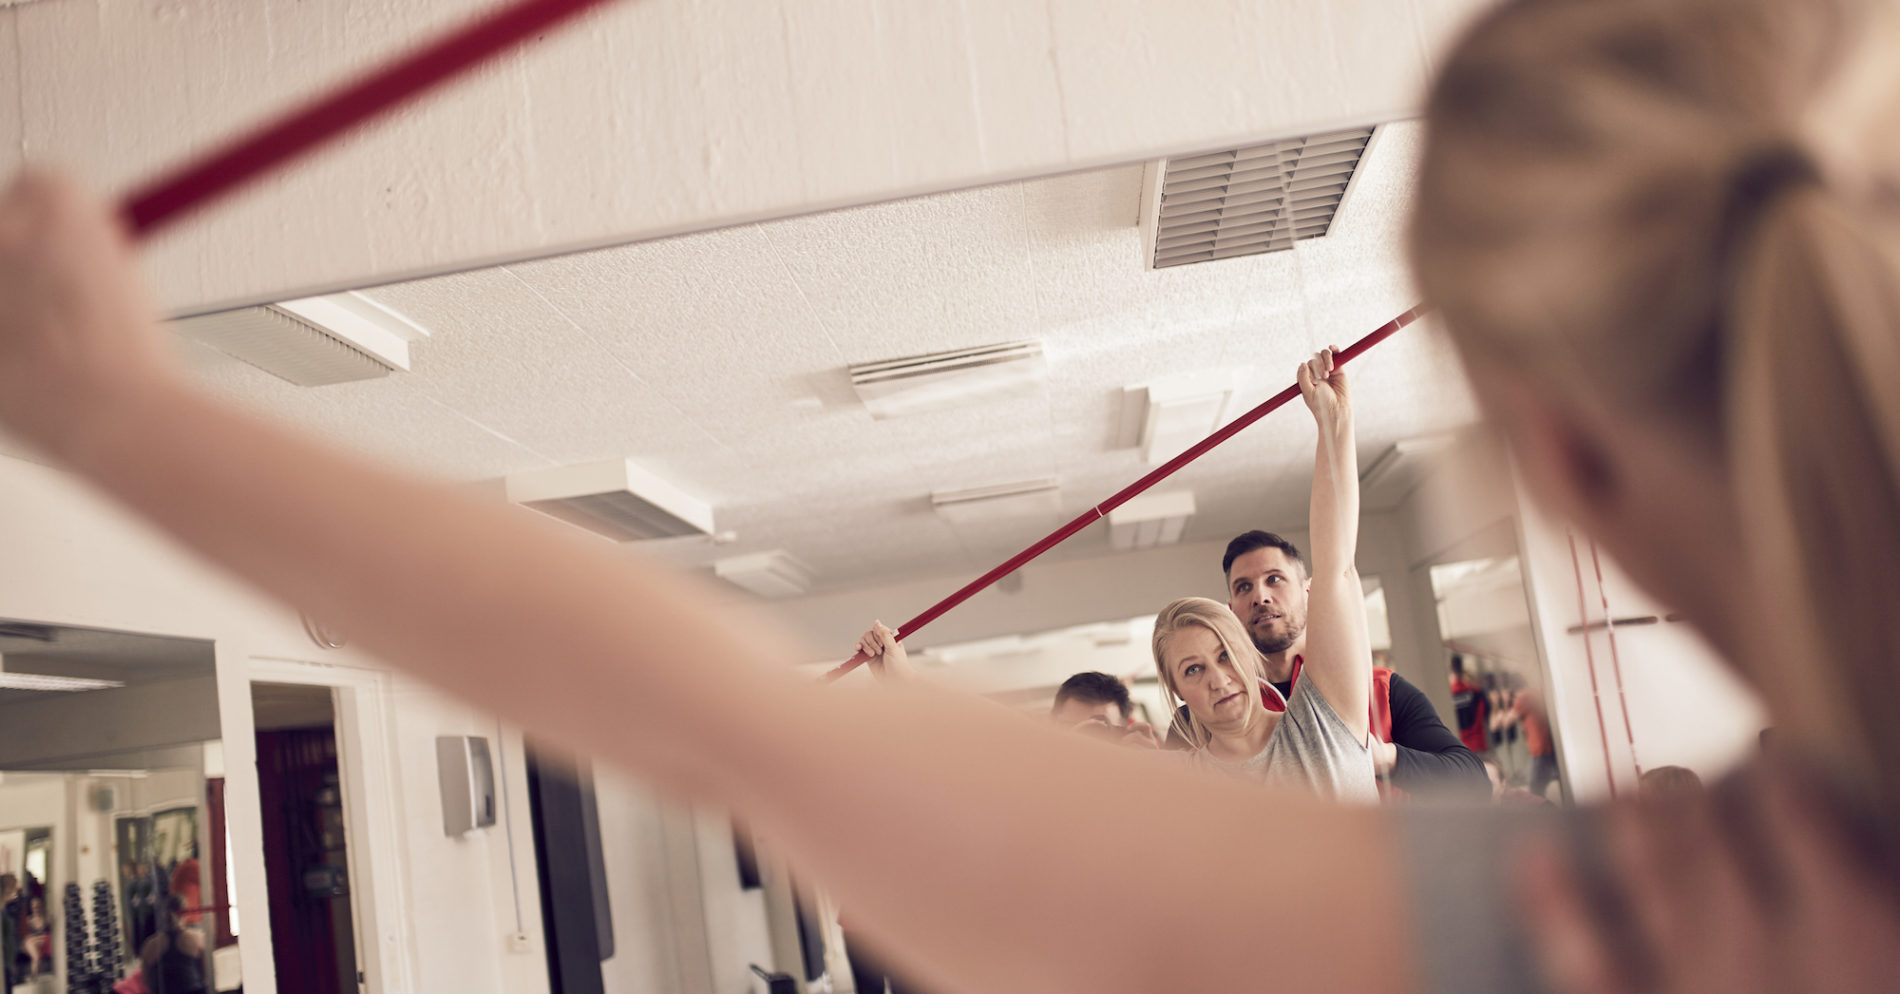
[5,0,1900,989]
[1153,349,1377,803]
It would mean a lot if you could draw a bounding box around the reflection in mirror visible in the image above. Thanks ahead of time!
[0,621,232,994]
[1429,557,1555,803]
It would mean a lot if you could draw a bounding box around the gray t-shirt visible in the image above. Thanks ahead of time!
[1394,768,1893,994]
[1400,803,1554,994]
[1201,677,1379,804]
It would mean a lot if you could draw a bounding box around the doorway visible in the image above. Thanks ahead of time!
[251,682,361,994]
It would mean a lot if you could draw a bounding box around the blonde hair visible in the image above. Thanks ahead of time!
[1152,597,1265,752]
[1639,765,1706,802]
[1413,0,1900,821]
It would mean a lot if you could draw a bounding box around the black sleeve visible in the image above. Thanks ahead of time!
[1386,673,1492,797]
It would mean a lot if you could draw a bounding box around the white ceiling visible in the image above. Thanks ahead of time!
[0,621,215,706]
[176,121,1479,594]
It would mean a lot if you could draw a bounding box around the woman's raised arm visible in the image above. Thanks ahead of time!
[1293,348,1375,741]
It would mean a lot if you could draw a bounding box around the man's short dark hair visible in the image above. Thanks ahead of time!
[1450,653,1467,676]
[1052,672,1132,721]
[1222,530,1308,580]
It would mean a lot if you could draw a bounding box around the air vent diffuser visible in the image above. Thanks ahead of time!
[1360,434,1457,509]
[1141,127,1376,269]
[506,458,715,542]
[1108,491,1196,551]
[850,341,1046,419]
[930,478,1061,525]
[170,291,429,386]
[714,551,815,599]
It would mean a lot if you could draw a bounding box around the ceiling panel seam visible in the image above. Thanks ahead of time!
[497,265,735,455]
[1014,183,1065,474]
[413,391,555,467]
[759,226,849,367]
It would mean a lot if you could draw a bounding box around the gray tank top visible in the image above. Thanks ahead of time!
[1200,677,1379,804]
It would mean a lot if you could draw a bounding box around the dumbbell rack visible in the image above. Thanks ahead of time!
[61,881,94,994]
[90,880,123,992]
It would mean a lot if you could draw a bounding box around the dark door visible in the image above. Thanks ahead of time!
[255,727,358,994]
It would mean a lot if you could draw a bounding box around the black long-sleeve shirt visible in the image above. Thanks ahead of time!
[1269,672,1491,798]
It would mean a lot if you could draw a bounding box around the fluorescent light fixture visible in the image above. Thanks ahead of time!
[850,341,1047,419]
[506,457,716,542]
[1107,490,1196,551]
[0,673,126,692]
[714,551,815,599]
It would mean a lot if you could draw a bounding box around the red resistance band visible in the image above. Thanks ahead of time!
[826,305,1427,680]
[119,0,626,238]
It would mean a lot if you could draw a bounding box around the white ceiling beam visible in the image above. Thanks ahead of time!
[0,0,1488,315]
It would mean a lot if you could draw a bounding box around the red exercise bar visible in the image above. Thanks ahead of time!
[98,0,1422,681]
[120,0,626,238]
[826,304,1428,680]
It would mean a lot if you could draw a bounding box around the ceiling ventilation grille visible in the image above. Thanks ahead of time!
[170,292,430,387]
[505,458,715,542]
[1359,434,1457,509]
[1142,126,1376,269]
[1107,491,1196,551]
[849,341,1046,419]
[714,551,815,599]
[930,478,1061,525]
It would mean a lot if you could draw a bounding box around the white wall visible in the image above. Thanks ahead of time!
[0,449,557,994]
[693,814,774,994]
[381,682,550,994]
[0,774,68,834]
[595,774,690,994]
[0,0,1490,315]
[1514,498,1765,801]
[592,772,780,994]
[1387,432,1531,724]
[1384,432,1766,799]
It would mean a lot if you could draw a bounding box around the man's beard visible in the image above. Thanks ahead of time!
[1250,617,1302,655]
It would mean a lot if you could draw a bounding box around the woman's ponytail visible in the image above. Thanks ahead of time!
[1726,184,1900,820]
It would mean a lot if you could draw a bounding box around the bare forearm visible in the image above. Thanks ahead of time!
[1302,410,1374,730]
[1309,412,1360,578]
